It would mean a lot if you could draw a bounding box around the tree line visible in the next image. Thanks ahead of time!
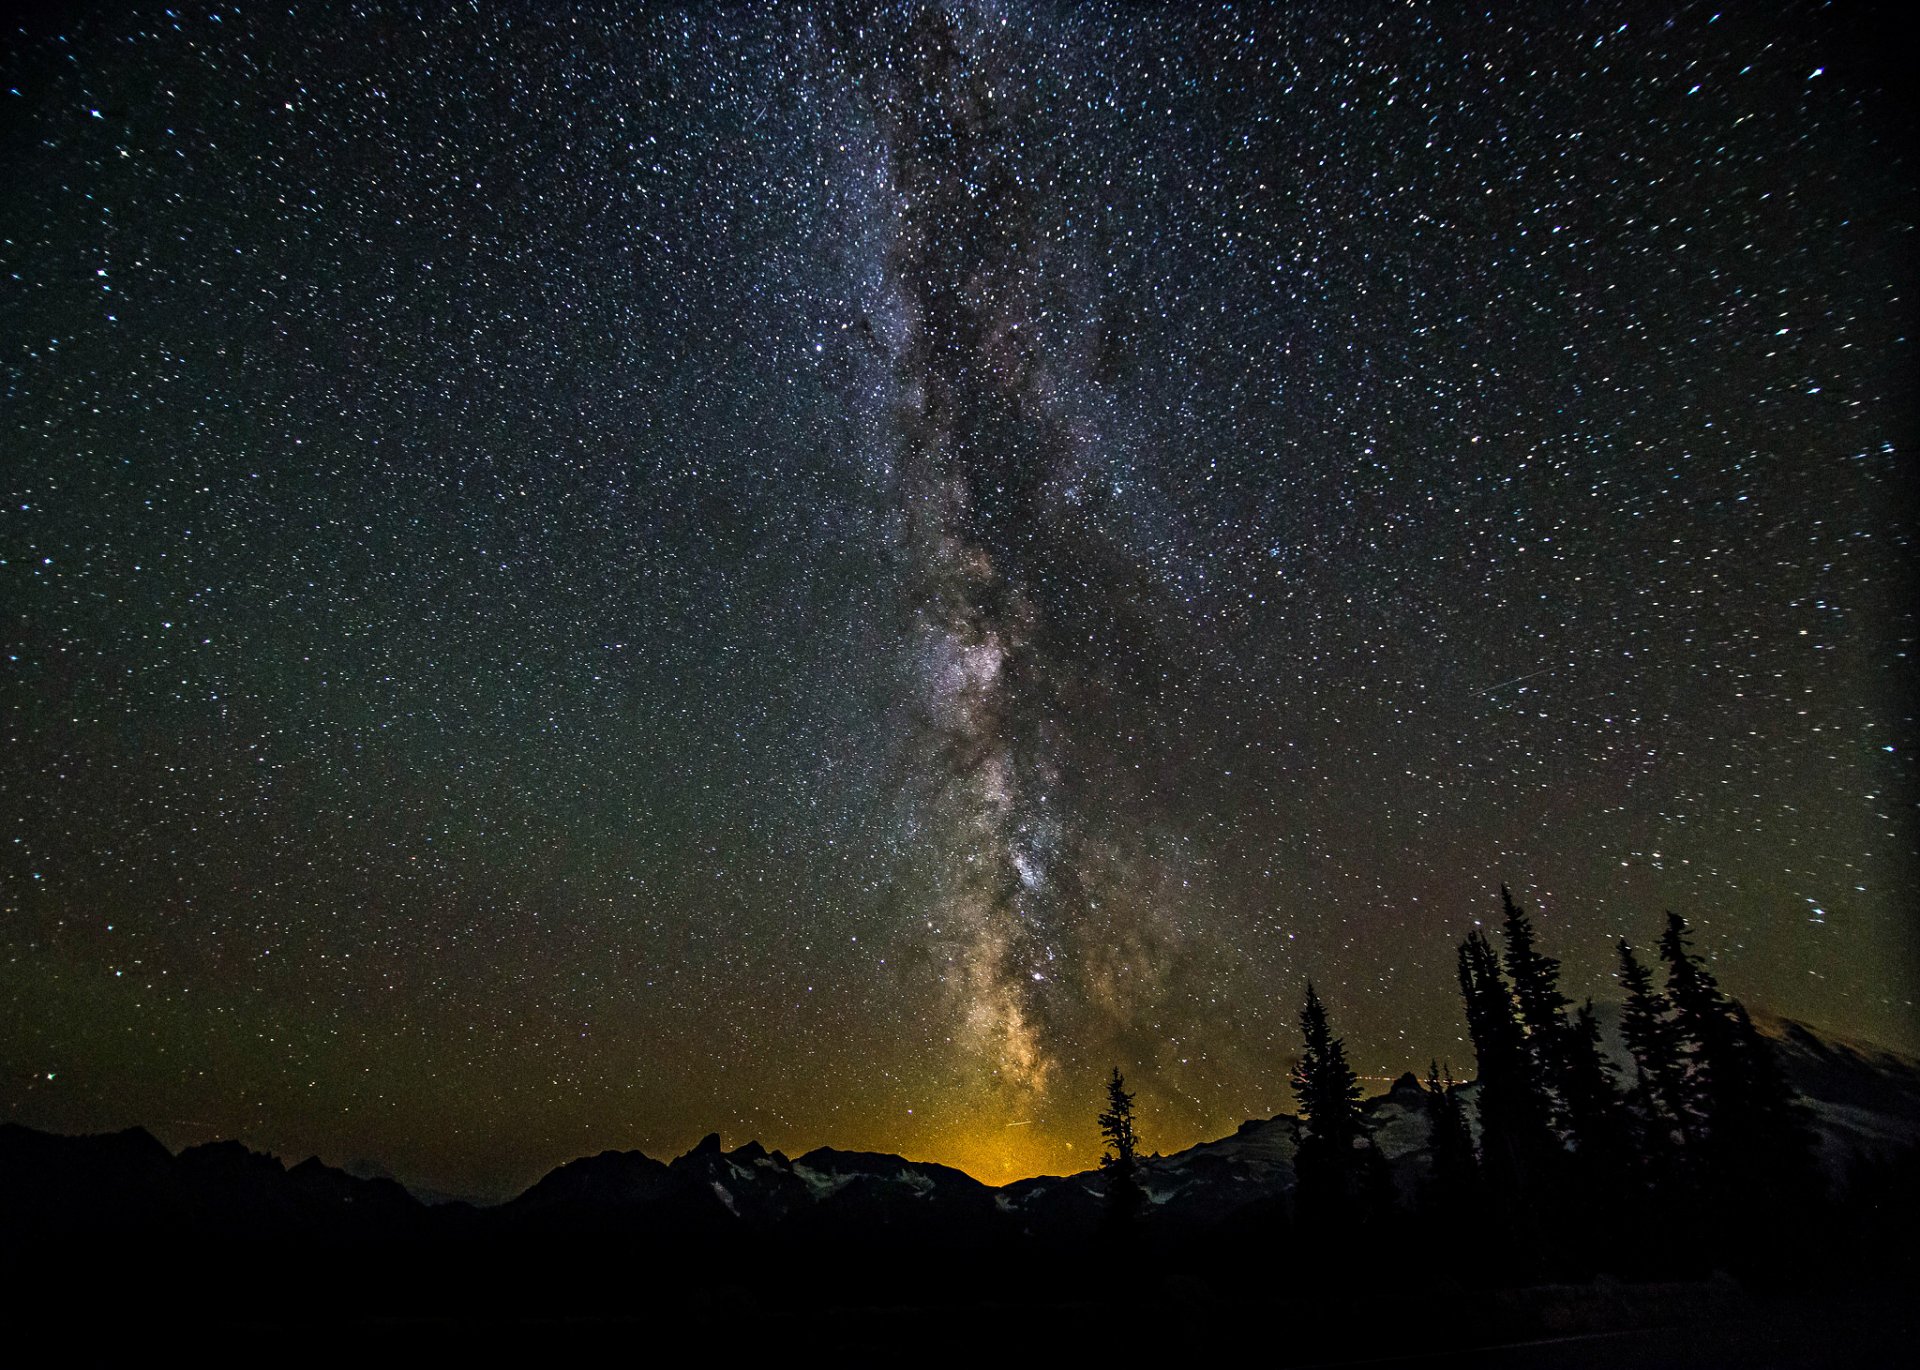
[1101,887,1851,1281]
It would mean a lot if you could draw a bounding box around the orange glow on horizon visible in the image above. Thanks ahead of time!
[913,1122,1082,1187]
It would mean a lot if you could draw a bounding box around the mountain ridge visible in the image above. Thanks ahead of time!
[6,1014,1917,1242]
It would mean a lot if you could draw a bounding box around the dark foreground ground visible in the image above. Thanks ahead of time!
[8,1117,1915,1365]
[15,1262,1912,1367]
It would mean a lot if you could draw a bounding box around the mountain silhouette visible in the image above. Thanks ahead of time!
[6,1012,1913,1255]
[3,1012,1917,1363]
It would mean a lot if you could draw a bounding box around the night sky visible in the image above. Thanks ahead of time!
[3,1,1913,1197]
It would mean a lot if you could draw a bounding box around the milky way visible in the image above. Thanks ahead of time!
[862,7,1208,1099]
[1,2,1912,1193]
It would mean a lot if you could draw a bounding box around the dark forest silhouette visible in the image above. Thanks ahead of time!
[1279,893,1837,1289]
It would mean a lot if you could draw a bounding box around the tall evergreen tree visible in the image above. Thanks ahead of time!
[1290,983,1377,1231]
[1559,1000,1634,1199]
[1657,914,1817,1210]
[1097,1066,1146,1227]
[1292,983,1365,1145]
[1500,886,1572,1047]
[1559,1002,1623,1142]
[1617,937,1686,1140]
[1423,1059,1478,1218]
[1457,928,1556,1230]
[1658,912,1737,1131]
[1498,886,1579,1139]
[1457,931,1528,1091]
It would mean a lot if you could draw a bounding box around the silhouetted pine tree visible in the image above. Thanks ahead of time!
[1458,935,1541,1132]
[1423,1060,1478,1216]
[1657,915,1818,1227]
[1559,999,1638,1269]
[1658,912,1737,1131]
[1097,1066,1146,1229]
[1290,982,1380,1234]
[1458,930,1529,1094]
[1559,1000,1629,1166]
[1457,927,1558,1244]
[1490,893,1637,1272]
[1499,886,1572,1109]
[1617,938,1687,1148]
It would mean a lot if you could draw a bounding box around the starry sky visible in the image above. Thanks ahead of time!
[2,1,1913,1197]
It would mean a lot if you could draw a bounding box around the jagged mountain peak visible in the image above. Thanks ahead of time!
[1387,1071,1427,1101]
[6,1015,1914,1246]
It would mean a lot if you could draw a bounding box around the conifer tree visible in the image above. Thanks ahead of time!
[1290,982,1376,1231]
[1097,1066,1146,1226]
[1457,930,1543,1128]
[1457,931,1528,1086]
[1498,886,1580,1142]
[1457,928,1556,1227]
[1559,1002,1622,1139]
[1656,914,1817,1207]
[1424,1059,1478,1217]
[1500,886,1572,1049]
[1559,1000,1633,1198]
[1617,938,1687,1145]
[1658,911,1737,1129]
[1292,983,1365,1143]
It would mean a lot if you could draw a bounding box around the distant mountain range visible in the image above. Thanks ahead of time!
[5,1014,1917,1247]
